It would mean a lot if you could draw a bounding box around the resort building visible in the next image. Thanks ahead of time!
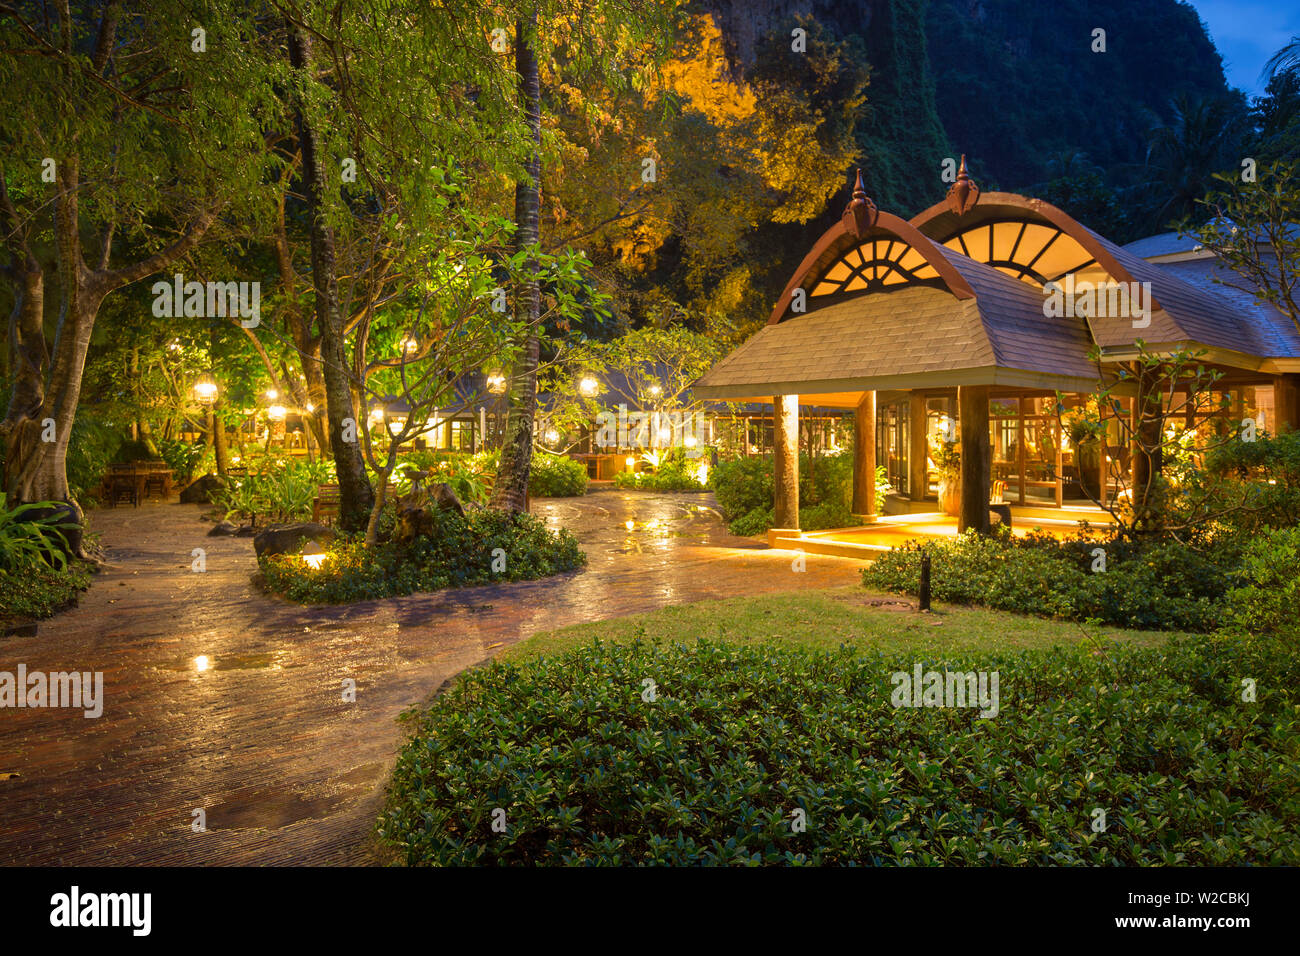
[692,161,1300,546]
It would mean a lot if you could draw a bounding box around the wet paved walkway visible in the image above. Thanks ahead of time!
[0,489,862,865]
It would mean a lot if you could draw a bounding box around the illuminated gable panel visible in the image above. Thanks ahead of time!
[940,219,1114,287]
[809,237,951,296]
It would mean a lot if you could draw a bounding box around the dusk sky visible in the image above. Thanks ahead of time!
[1188,0,1300,98]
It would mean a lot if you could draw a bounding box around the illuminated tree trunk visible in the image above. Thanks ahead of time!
[287,21,373,531]
[492,13,542,515]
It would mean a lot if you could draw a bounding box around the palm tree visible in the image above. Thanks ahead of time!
[491,10,543,514]
[1135,93,1251,231]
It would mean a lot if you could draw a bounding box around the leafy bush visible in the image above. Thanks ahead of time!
[1225,526,1300,636]
[0,498,80,572]
[213,458,326,524]
[1203,429,1300,532]
[710,454,886,534]
[394,451,492,505]
[379,635,1300,865]
[259,506,585,603]
[0,552,92,626]
[65,415,122,505]
[157,438,206,486]
[615,458,707,492]
[862,532,1232,631]
[529,452,589,497]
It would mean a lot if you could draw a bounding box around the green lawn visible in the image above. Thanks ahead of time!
[502,586,1180,662]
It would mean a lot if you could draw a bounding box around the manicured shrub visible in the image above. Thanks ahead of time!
[0,553,92,627]
[259,506,585,603]
[1225,525,1300,636]
[615,459,708,492]
[379,635,1300,865]
[529,453,589,497]
[710,453,883,535]
[863,532,1231,631]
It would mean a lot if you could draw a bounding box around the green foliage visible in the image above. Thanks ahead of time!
[379,634,1300,865]
[614,457,707,492]
[863,532,1234,631]
[64,415,123,505]
[1202,429,1300,531]
[212,459,330,524]
[260,506,584,604]
[0,552,92,626]
[156,439,206,486]
[0,499,80,572]
[1225,526,1300,636]
[529,453,589,497]
[710,453,881,534]
[394,452,493,506]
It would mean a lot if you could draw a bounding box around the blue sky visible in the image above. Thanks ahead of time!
[1187,0,1300,98]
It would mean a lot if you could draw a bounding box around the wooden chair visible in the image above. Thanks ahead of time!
[989,479,1011,528]
[106,464,140,508]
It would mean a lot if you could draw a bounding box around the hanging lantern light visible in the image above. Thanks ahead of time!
[578,376,599,397]
[487,373,507,393]
[267,405,287,422]
[193,374,218,405]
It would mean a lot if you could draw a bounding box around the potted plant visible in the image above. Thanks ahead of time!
[931,439,961,516]
[1064,400,1102,500]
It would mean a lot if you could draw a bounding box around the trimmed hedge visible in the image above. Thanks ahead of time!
[529,453,589,498]
[379,635,1300,865]
[862,531,1235,632]
[0,554,92,627]
[260,507,584,603]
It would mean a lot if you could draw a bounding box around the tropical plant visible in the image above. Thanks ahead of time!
[0,499,80,571]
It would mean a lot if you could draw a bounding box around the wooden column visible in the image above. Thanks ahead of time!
[957,385,991,534]
[772,394,800,536]
[853,391,877,519]
[908,392,928,501]
[1274,373,1300,434]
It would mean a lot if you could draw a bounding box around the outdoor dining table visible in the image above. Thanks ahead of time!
[104,461,174,506]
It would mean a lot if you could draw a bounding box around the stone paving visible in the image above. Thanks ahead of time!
[0,488,862,865]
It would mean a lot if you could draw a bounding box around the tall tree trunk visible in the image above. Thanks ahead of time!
[491,14,543,515]
[212,403,230,476]
[287,22,373,531]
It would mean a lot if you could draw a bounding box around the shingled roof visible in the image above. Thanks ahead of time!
[693,247,1099,404]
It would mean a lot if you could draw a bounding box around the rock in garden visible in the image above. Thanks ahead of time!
[394,504,435,546]
[252,522,337,559]
[179,474,225,504]
[430,482,465,517]
[207,521,239,537]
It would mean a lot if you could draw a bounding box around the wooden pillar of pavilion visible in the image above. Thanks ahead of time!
[1274,373,1300,433]
[852,391,877,519]
[957,385,991,533]
[907,392,928,501]
[771,394,800,543]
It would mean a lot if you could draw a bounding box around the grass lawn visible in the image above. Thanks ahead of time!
[502,586,1180,662]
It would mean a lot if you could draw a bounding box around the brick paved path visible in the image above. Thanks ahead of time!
[0,489,861,865]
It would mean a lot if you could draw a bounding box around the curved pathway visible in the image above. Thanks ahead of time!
[0,489,861,865]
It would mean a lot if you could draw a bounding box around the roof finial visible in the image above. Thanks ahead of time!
[842,168,878,238]
[946,154,980,217]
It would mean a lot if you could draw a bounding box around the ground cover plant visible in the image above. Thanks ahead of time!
[0,496,93,627]
[710,453,889,534]
[379,633,1299,866]
[861,529,1253,632]
[259,505,585,603]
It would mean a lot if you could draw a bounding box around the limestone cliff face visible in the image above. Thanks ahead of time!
[698,0,880,70]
